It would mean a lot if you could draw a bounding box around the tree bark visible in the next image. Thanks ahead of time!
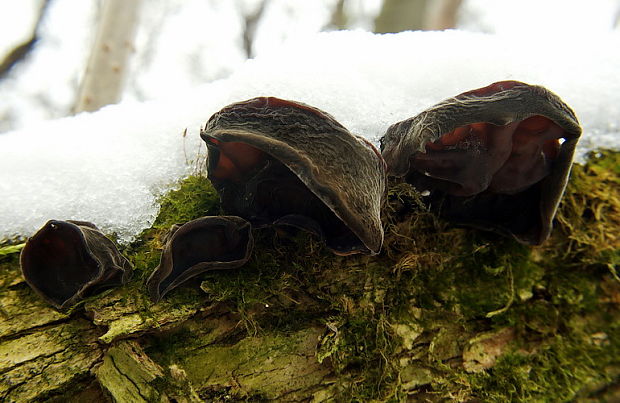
[0,263,333,401]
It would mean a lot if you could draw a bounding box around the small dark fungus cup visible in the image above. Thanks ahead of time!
[20,220,132,310]
[146,216,253,302]
[380,81,581,245]
[201,97,386,255]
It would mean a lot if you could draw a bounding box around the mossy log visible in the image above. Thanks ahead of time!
[1,151,619,402]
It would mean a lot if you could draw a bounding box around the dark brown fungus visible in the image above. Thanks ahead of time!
[380,81,582,245]
[146,216,253,302]
[20,220,132,310]
[200,97,386,256]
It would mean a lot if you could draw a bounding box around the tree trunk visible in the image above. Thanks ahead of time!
[73,0,142,113]
[1,152,619,401]
[374,0,462,33]
[423,0,462,30]
[240,0,269,59]
[327,0,348,31]
[374,0,427,33]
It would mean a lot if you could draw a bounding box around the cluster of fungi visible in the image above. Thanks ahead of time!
[19,80,582,309]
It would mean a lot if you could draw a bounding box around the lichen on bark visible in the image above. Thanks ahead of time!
[0,150,618,402]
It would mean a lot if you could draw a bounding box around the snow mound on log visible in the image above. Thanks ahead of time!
[1,30,618,242]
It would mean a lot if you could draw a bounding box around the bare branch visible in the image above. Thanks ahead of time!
[241,0,269,59]
[0,0,51,80]
[327,0,348,30]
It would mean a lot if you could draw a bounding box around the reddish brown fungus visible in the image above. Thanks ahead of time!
[20,220,132,310]
[146,216,253,302]
[208,140,266,181]
[380,80,581,245]
[462,80,520,97]
[201,97,386,255]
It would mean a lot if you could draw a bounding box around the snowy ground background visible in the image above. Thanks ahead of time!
[1,0,619,242]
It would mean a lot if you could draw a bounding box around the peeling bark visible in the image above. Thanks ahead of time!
[97,340,201,402]
[0,260,335,402]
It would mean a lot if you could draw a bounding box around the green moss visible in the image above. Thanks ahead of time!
[122,175,220,280]
[0,243,24,257]
[444,151,620,401]
[3,150,619,401]
[0,251,22,290]
[200,228,334,335]
[147,326,329,400]
[152,175,220,229]
[544,149,620,266]
[467,327,620,402]
[309,150,620,401]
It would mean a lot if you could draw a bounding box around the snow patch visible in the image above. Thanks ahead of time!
[1,30,618,242]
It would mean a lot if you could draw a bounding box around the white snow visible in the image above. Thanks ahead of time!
[127,0,247,101]
[459,0,620,35]
[1,30,619,242]
[251,0,336,56]
[2,0,618,133]
[0,0,349,133]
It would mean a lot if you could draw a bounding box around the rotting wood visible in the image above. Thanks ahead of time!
[0,151,618,401]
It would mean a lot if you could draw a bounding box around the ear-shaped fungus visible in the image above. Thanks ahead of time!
[201,97,386,255]
[20,220,132,310]
[146,216,253,302]
[380,81,581,245]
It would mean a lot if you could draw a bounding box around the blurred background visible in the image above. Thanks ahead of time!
[1,0,619,133]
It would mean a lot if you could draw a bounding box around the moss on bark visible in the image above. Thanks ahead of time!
[0,150,618,402]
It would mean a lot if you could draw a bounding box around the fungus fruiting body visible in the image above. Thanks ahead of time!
[20,220,132,310]
[201,97,386,255]
[380,81,582,244]
[147,216,254,302]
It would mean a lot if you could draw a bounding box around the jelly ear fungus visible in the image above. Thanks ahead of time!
[201,97,386,256]
[380,81,582,245]
[20,220,132,310]
[147,216,253,302]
